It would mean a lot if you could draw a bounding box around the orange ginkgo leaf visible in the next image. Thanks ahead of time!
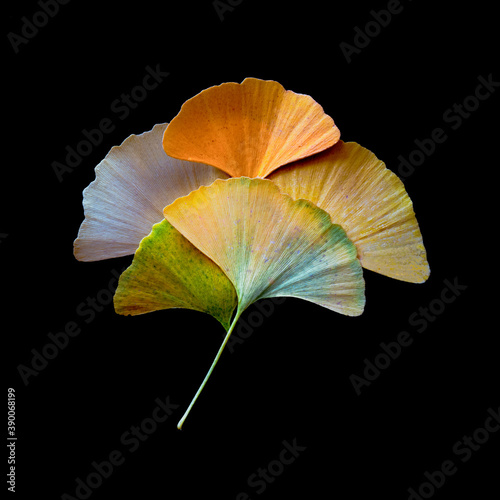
[268,141,430,283]
[162,78,340,179]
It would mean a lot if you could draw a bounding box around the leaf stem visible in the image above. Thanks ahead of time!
[177,309,242,430]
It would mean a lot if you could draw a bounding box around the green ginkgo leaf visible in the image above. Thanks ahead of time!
[114,219,238,331]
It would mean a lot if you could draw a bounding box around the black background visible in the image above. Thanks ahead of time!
[5,1,499,499]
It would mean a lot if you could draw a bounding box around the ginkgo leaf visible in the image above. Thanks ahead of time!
[268,141,430,283]
[163,177,365,317]
[114,219,238,331]
[164,177,365,428]
[163,177,364,428]
[74,122,228,262]
[162,78,340,178]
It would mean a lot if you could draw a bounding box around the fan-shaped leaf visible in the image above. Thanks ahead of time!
[162,78,340,178]
[74,123,228,261]
[269,141,430,282]
[114,219,237,331]
[163,177,365,317]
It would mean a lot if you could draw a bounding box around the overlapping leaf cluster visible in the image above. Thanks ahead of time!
[74,78,429,428]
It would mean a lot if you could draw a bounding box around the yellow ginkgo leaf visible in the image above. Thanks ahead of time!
[162,78,340,178]
[163,177,365,428]
[268,141,430,283]
[164,177,365,317]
